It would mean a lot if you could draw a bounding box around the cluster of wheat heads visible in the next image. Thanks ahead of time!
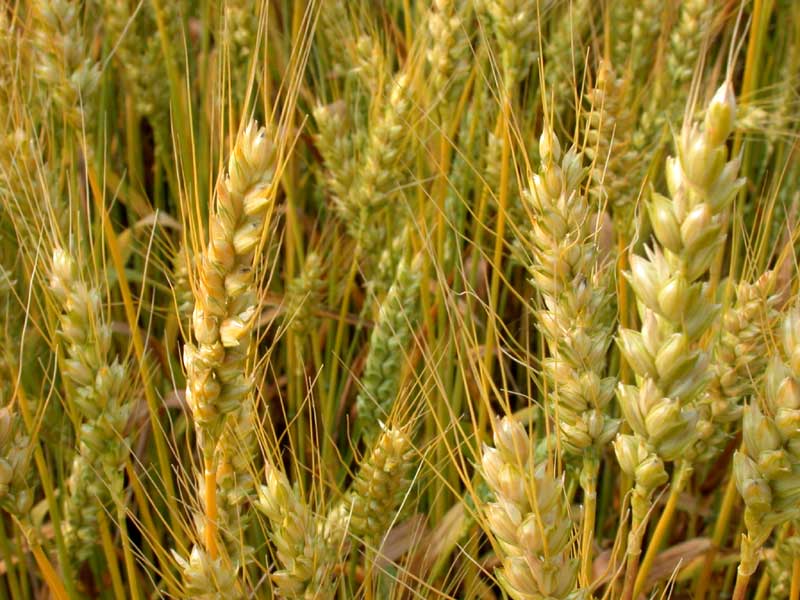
[3,0,800,599]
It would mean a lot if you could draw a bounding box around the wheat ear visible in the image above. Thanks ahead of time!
[355,254,422,442]
[615,82,743,598]
[32,0,100,131]
[524,126,618,585]
[733,304,800,598]
[50,248,133,562]
[325,426,415,550]
[481,417,579,599]
[256,466,336,599]
[183,121,277,563]
[700,272,782,457]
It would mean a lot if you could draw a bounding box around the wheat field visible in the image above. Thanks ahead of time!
[1,1,800,598]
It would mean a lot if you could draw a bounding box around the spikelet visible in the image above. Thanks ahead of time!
[32,0,100,130]
[734,305,800,578]
[326,426,415,547]
[184,121,277,455]
[481,417,580,600]
[50,248,132,561]
[355,254,422,441]
[523,128,618,458]
[256,466,336,599]
[615,83,743,545]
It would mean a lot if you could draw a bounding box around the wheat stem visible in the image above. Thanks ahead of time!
[0,520,20,599]
[579,454,599,587]
[117,500,141,600]
[30,544,69,600]
[97,508,126,600]
[791,557,800,600]
[733,571,751,600]
[621,517,643,600]
[204,458,219,560]
[634,460,692,596]
[694,465,740,599]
